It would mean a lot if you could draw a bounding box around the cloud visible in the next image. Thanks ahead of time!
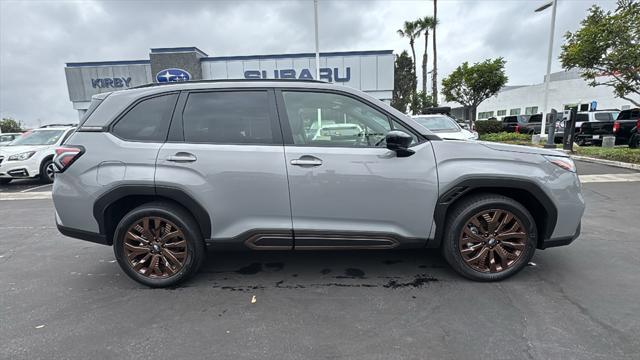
[0,0,618,127]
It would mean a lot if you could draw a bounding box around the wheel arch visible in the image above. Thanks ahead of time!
[93,185,212,245]
[432,177,557,250]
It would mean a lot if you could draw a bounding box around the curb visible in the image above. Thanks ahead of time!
[570,155,640,171]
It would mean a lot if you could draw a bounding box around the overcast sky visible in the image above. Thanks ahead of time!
[0,0,617,128]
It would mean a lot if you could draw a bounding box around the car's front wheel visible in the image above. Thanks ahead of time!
[442,194,537,281]
[113,202,205,287]
[39,159,55,183]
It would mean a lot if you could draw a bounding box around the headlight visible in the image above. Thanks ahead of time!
[8,151,36,161]
[469,132,479,140]
[544,155,576,172]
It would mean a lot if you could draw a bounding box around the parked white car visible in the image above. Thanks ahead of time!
[412,115,479,140]
[0,126,75,184]
[0,133,23,146]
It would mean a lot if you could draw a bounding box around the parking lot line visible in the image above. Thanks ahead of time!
[19,183,53,193]
[0,191,52,201]
[579,173,640,183]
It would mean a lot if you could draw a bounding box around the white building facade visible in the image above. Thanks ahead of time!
[443,69,639,120]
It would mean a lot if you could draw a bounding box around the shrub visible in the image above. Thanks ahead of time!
[475,120,503,135]
[575,147,640,164]
[479,132,530,143]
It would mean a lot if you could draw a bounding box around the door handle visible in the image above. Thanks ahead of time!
[290,156,322,167]
[166,152,197,163]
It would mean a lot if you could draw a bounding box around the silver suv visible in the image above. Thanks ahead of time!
[52,80,584,287]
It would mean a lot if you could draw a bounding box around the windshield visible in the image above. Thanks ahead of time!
[9,130,64,146]
[414,116,460,132]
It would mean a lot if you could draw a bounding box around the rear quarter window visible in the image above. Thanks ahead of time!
[594,113,611,121]
[111,93,178,142]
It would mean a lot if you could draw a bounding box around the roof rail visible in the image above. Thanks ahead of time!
[129,78,327,90]
[40,123,78,128]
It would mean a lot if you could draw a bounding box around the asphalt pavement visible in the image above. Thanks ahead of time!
[1,161,639,359]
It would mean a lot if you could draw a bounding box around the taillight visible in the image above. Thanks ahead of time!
[613,121,620,133]
[54,146,84,172]
[636,119,640,129]
[515,125,520,133]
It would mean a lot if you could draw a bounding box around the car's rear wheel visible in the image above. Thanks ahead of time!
[629,134,639,149]
[39,159,55,183]
[442,194,537,281]
[113,202,205,288]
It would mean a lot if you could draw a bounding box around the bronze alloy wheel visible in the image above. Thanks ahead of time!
[123,216,188,279]
[458,209,527,273]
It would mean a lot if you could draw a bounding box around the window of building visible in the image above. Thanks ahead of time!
[182,91,274,144]
[510,108,521,115]
[478,111,495,119]
[112,93,178,142]
[525,106,539,115]
[281,91,416,147]
[497,110,507,117]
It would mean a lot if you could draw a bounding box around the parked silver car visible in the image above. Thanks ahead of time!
[52,80,584,287]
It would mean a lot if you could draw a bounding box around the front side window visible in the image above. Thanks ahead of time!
[9,130,63,146]
[182,91,274,144]
[112,93,178,142]
[281,91,415,147]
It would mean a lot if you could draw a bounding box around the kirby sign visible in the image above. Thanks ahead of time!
[156,68,191,83]
[244,67,351,82]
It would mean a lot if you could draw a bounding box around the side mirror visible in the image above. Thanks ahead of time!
[385,130,415,157]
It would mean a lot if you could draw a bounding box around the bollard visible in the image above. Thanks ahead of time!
[531,134,541,144]
[602,136,615,148]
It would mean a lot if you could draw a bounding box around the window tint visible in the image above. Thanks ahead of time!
[618,109,640,120]
[282,91,416,147]
[576,114,589,122]
[594,113,611,121]
[182,91,273,144]
[112,94,178,142]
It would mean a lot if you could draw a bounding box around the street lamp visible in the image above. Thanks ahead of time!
[535,0,557,137]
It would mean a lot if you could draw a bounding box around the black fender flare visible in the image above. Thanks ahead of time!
[432,176,557,247]
[93,185,212,241]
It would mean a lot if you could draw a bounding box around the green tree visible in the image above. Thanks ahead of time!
[391,51,415,113]
[397,20,420,92]
[432,0,439,106]
[415,16,437,97]
[441,58,508,125]
[410,91,435,115]
[0,118,23,133]
[560,0,640,106]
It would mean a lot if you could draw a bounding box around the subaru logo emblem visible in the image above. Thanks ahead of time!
[156,68,191,83]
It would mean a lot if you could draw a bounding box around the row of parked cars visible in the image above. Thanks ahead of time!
[497,108,640,147]
[0,124,77,184]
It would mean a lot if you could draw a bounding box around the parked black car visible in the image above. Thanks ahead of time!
[576,108,639,146]
[628,118,640,148]
[501,115,529,132]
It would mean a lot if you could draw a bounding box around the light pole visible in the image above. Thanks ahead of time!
[535,0,557,137]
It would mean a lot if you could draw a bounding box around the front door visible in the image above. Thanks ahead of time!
[155,89,293,249]
[277,90,438,249]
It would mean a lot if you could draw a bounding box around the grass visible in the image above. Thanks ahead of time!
[575,146,640,164]
[479,132,531,145]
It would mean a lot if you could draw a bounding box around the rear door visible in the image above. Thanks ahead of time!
[277,89,438,249]
[155,89,293,248]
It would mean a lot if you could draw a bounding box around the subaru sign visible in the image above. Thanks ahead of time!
[244,67,351,83]
[156,68,191,83]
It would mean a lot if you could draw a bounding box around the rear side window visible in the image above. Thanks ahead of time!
[112,94,178,142]
[182,91,274,144]
[594,113,611,121]
[618,109,640,120]
[576,114,589,122]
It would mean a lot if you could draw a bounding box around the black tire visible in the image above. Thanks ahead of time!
[0,178,11,185]
[39,158,55,183]
[113,202,205,288]
[442,193,537,282]
[630,134,639,149]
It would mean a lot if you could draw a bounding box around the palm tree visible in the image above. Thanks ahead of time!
[415,16,437,96]
[397,21,420,91]
[432,0,439,106]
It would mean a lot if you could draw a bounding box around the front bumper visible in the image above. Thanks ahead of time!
[0,156,40,178]
[540,222,581,249]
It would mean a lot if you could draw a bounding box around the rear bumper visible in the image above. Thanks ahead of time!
[540,222,580,249]
[57,223,109,245]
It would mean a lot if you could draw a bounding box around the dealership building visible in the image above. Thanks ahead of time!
[64,46,394,119]
[443,69,640,121]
